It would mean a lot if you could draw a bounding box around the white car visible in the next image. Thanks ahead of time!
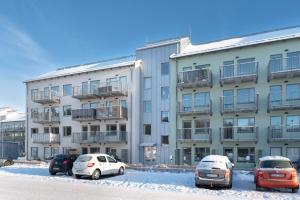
[72,153,126,180]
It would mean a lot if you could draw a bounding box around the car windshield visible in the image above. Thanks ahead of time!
[260,160,293,169]
[198,161,227,169]
[76,155,92,162]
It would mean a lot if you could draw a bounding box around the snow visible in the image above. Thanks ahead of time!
[0,163,299,200]
[259,156,290,161]
[172,26,300,58]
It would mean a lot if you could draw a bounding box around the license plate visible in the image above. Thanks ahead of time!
[76,170,83,173]
[207,174,218,178]
[271,173,285,178]
[53,167,60,170]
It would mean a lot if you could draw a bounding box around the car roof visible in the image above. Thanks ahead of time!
[200,155,229,162]
[79,153,110,157]
[259,156,290,162]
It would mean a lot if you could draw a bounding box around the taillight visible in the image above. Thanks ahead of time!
[87,163,95,167]
[225,169,230,177]
[257,170,263,178]
[63,160,70,165]
[195,170,200,177]
[291,169,297,178]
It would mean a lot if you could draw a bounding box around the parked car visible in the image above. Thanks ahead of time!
[49,154,78,176]
[195,155,234,188]
[72,153,126,180]
[254,156,299,193]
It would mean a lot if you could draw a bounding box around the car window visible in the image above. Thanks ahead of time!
[107,156,117,163]
[260,160,293,168]
[76,155,92,162]
[198,161,227,169]
[97,156,107,163]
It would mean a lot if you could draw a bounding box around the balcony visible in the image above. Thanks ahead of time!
[72,109,96,121]
[177,69,212,89]
[32,113,60,124]
[268,125,300,142]
[32,133,60,144]
[268,57,300,81]
[220,94,259,115]
[97,81,128,97]
[72,131,127,144]
[32,91,60,104]
[268,96,300,112]
[177,128,212,143]
[96,106,128,120]
[177,100,212,116]
[220,126,258,143]
[72,86,98,100]
[219,61,258,86]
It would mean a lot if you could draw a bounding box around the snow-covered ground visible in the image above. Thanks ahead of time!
[0,163,299,200]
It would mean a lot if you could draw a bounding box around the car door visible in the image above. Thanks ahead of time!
[97,156,109,175]
[106,155,119,174]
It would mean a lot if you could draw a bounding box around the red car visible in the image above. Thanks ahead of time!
[254,156,299,193]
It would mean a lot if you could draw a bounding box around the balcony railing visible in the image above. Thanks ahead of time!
[72,109,96,121]
[267,95,300,112]
[219,61,258,86]
[32,133,60,144]
[72,85,99,100]
[268,56,300,81]
[177,69,212,89]
[220,94,259,114]
[32,113,60,124]
[268,125,300,142]
[97,81,128,97]
[32,91,60,104]
[177,100,212,116]
[96,106,128,120]
[72,131,127,144]
[177,128,212,143]
[220,126,258,143]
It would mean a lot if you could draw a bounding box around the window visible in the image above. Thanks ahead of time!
[31,89,38,100]
[97,156,107,162]
[237,148,255,163]
[63,84,72,96]
[223,90,234,109]
[44,127,49,133]
[161,136,169,145]
[119,76,127,90]
[106,124,117,136]
[107,156,117,163]
[144,124,151,135]
[223,60,234,78]
[31,128,38,136]
[161,87,169,99]
[82,82,89,95]
[161,62,169,75]
[194,147,210,162]
[194,119,210,134]
[161,111,169,122]
[182,94,192,111]
[183,66,192,71]
[106,78,117,86]
[90,102,98,109]
[51,127,59,134]
[31,108,38,119]
[237,118,255,133]
[51,86,60,96]
[194,92,210,107]
[237,88,255,103]
[144,101,151,113]
[237,58,255,75]
[90,147,100,153]
[144,77,151,89]
[63,126,72,136]
[286,147,300,163]
[90,80,99,94]
[286,115,300,132]
[224,148,234,163]
[287,84,300,100]
[31,147,38,159]
[270,85,282,105]
[269,54,283,72]
[287,51,300,69]
[62,147,71,155]
[63,105,72,116]
[81,103,89,109]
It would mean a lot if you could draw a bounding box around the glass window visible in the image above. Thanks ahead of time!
[31,89,38,100]
[223,90,234,109]
[144,77,151,89]
[97,156,107,162]
[237,88,255,103]
[182,94,192,111]
[31,147,38,159]
[106,78,117,86]
[223,60,234,78]
[90,80,99,94]
[286,147,300,163]
[144,101,151,113]
[161,136,169,145]
[194,147,210,162]
[31,128,38,135]
[63,84,72,96]
[161,111,169,122]
[270,85,282,105]
[81,103,89,109]
[237,118,255,133]
[51,86,60,96]
[237,58,255,75]
[144,124,151,135]
[237,148,255,163]
[287,51,300,69]
[90,147,100,154]
[224,148,234,163]
[270,116,281,128]
[63,126,72,137]
[161,62,169,75]
[107,156,117,163]
[195,119,210,134]
[31,108,38,119]
[82,82,89,95]
[286,84,300,100]
[119,76,127,91]
[194,92,210,106]
[161,87,169,100]
[286,115,300,132]
[90,102,98,109]
[63,105,71,116]
[269,54,283,72]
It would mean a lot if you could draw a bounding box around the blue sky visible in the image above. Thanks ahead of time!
[1,0,300,112]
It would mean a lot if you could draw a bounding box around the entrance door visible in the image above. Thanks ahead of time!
[182,148,192,165]
[224,148,234,163]
[44,147,50,160]
[82,126,88,141]
[183,121,192,139]
[287,148,300,164]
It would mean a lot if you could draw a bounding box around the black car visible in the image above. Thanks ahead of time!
[49,154,78,176]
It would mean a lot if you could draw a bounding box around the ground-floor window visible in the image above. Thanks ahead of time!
[270,147,282,156]
[237,147,255,163]
[31,147,38,159]
[62,147,71,155]
[182,147,192,165]
[106,147,117,156]
[90,147,100,153]
[82,147,88,154]
[121,149,128,163]
[194,147,210,162]
[144,146,156,162]
[286,147,300,164]
[51,148,59,157]
[224,147,234,163]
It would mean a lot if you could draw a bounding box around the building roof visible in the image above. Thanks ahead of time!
[137,36,189,51]
[25,55,136,83]
[0,107,25,122]
[171,26,300,58]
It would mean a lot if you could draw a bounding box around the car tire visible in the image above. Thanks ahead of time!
[91,169,101,180]
[255,183,262,191]
[227,181,232,189]
[67,169,73,176]
[195,183,201,188]
[292,188,299,193]
[74,174,81,179]
[3,160,11,166]
[49,171,56,176]
[118,167,125,175]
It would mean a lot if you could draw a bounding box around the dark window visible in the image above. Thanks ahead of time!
[237,148,255,163]
[63,105,72,116]
[161,111,169,122]
[107,156,117,163]
[63,84,72,96]
[97,156,107,162]
[63,126,72,136]
[260,160,292,168]
[195,147,210,162]
[161,62,170,75]
[161,136,169,145]
[144,124,151,135]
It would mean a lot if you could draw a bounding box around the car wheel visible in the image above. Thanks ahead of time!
[49,171,56,176]
[67,169,73,176]
[227,181,232,189]
[255,183,262,191]
[74,174,81,179]
[118,167,125,175]
[195,183,201,188]
[3,160,11,166]
[91,169,101,180]
[292,188,299,193]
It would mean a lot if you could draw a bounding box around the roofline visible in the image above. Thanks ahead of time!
[137,36,189,51]
[171,26,300,59]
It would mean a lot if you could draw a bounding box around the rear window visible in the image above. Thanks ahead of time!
[54,155,67,160]
[260,160,293,169]
[198,161,227,169]
[76,155,92,162]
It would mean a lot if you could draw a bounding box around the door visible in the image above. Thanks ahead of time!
[182,148,192,165]
[97,155,109,175]
[106,155,119,174]
[121,149,128,163]
[223,90,234,111]
[44,147,50,160]
[183,121,192,139]
[223,119,234,139]
[82,126,88,141]
[286,148,300,165]
[223,61,234,78]
[224,148,234,163]
[270,116,282,139]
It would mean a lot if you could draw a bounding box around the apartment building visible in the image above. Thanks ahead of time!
[170,27,300,169]
[0,107,25,156]
[25,56,142,162]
